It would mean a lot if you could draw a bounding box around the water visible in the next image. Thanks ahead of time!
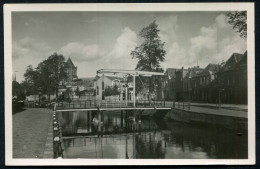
[58,111,248,159]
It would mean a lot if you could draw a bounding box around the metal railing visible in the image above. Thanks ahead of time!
[56,100,177,110]
[174,101,191,110]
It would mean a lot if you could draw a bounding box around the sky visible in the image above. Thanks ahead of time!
[12,11,247,82]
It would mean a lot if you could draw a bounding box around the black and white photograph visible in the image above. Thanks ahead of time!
[4,3,255,165]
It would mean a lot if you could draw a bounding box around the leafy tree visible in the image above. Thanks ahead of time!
[104,85,120,97]
[20,80,35,97]
[24,65,39,95]
[75,86,81,98]
[131,21,166,95]
[65,87,72,102]
[12,81,25,100]
[24,53,68,100]
[226,11,247,39]
[36,53,68,97]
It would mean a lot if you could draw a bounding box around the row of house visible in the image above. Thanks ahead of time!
[57,51,247,105]
[160,51,247,104]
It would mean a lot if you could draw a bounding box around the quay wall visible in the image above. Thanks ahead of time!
[164,108,247,131]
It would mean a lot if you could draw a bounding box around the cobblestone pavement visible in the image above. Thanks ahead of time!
[13,108,52,158]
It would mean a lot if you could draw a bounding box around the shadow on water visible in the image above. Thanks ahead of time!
[58,110,248,159]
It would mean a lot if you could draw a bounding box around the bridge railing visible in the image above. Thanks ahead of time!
[56,100,191,110]
[56,100,98,109]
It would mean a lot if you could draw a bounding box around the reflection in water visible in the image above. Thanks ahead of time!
[59,111,247,159]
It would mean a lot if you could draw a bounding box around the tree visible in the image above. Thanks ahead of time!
[12,81,25,100]
[65,87,72,102]
[24,65,39,95]
[24,53,68,100]
[36,53,68,98]
[20,81,34,97]
[226,11,247,39]
[104,85,120,97]
[75,86,81,98]
[131,21,166,95]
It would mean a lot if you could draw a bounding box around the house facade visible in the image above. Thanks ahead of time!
[161,68,180,101]
[175,67,189,101]
[183,66,203,102]
[216,52,247,104]
[161,51,247,105]
[191,64,220,103]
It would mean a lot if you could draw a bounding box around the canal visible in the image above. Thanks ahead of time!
[58,110,248,159]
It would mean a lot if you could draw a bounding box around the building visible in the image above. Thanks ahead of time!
[217,52,246,104]
[236,51,247,104]
[94,75,123,101]
[158,51,247,105]
[175,67,189,101]
[161,68,180,101]
[191,64,220,103]
[183,66,203,101]
[65,57,78,81]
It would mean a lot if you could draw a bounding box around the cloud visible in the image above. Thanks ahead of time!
[157,15,178,46]
[109,27,137,59]
[12,37,53,82]
[188,14,246,67]
[59,42,105,62]
[84,18,98,23]
[163,14,247,70]
[63,27,138,78]
[162,42,187,69]
[13,37,52,61]
[106,27,138,69]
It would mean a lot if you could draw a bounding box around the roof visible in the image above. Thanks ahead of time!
[183,69,189,78]
[185,67,204,78]
[65,57,76,69]
[79,77,95,81]
[93,75,123,82]
[69,77,95,87]
[105,76,123,81]
[220,53,244,72]
[197,64,220,76]
[175,68,189,79]
[164,68,180,79]
[238,51,247,66]
[96,69,164,76]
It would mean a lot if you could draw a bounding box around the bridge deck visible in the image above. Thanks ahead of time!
[55,100,184,112]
